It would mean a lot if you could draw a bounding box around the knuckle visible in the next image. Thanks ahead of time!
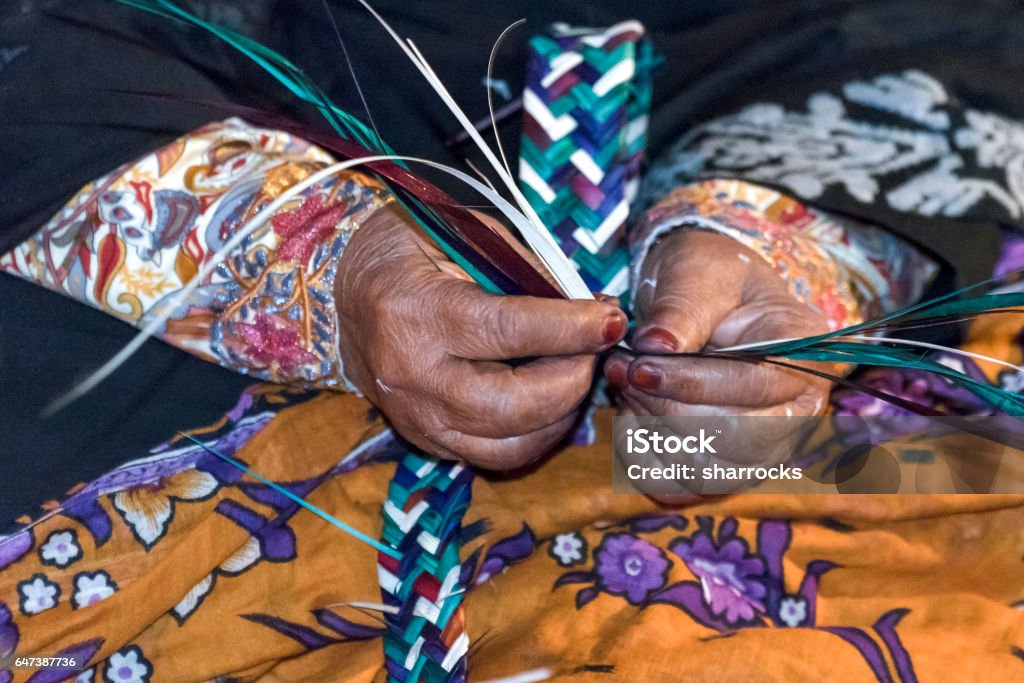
[652,291,696,323]
[368,284,406,322]
[445,434,505,470]
[435,379,476,424]
[486,393,526,433]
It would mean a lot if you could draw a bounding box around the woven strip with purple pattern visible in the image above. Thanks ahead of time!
[379,454,473,682]
[519,20,654,297]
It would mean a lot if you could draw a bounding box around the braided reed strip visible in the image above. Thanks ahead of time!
[379,453,474,682]
[376,24,653,679]
[519,21,654,295]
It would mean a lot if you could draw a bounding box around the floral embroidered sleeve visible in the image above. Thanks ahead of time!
[631,179,939,330]
[0,117,393,390]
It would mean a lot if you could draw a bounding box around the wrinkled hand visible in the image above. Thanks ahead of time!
[605,230,833,418]
[336,204,627,469]
[606,230,834,502]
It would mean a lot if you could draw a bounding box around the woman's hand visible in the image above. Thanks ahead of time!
[336,204,627,469]
[606,230,835,502]
[605,230,832,418]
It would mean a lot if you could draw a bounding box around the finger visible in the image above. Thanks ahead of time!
[439,355,596,438]
[620,390,659,418]
[633,254,743,354]
[436,258,475,282]
[433,412,580,470]
[444,282,627,360]
[626,355,819,407]
[709,293,830,350]
[603,352,632,392]
[633,273,658,319]
[619,386,731,417]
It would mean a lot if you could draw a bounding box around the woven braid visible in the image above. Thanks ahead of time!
[379,453,473,682]
[376,22,653,681]
[519,21,654,296]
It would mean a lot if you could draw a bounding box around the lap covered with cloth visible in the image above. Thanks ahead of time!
[2,1,1024,681]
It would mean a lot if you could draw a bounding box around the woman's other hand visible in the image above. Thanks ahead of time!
[605,230,832,419]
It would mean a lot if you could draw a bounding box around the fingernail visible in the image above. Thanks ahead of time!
[604,356,629,390]
[635,326,678,353]
[594,292,619,305]
[631,363,662,390]
[602,311,628,344]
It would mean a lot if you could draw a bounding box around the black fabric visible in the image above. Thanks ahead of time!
[1,0,1022,522]
[0,274,253,522]
[0,0,292,254]
[282,0,1022,285]
[0,0,288,523]
[7,1,1024,260]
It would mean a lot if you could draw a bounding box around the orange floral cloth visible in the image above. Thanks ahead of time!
[2,307,1024,682]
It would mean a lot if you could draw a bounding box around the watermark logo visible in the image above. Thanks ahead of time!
[611,414,1024,495]
[625,427,717,455]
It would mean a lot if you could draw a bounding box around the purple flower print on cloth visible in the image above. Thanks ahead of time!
[0,606,12,683]
[209,414,274,457]
[833,356,994,421]
[994,232,1024,280]
[226,391,255,422]
[833,371,933,422]
[0,530,33,572]
[669,519,767,625]
[778,595,809,627]
[471,525,537,586]
[594,533,670,604]
[1,602,18,659]
[831,354,998,447]
[554,516,914,682]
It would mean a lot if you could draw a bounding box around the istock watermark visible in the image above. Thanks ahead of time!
[625,427,718,455]
[611,414,1024,495]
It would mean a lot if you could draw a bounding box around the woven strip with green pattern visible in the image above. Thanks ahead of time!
[519,20,654,298]
[379,454,473,682]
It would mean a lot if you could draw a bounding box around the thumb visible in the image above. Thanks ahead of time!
[633,252,743,354]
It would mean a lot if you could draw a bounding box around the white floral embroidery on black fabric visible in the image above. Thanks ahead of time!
[955,109,1024,214]
[645,70,1024,222]
[843,70,951,130]
[0,46,29,74]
